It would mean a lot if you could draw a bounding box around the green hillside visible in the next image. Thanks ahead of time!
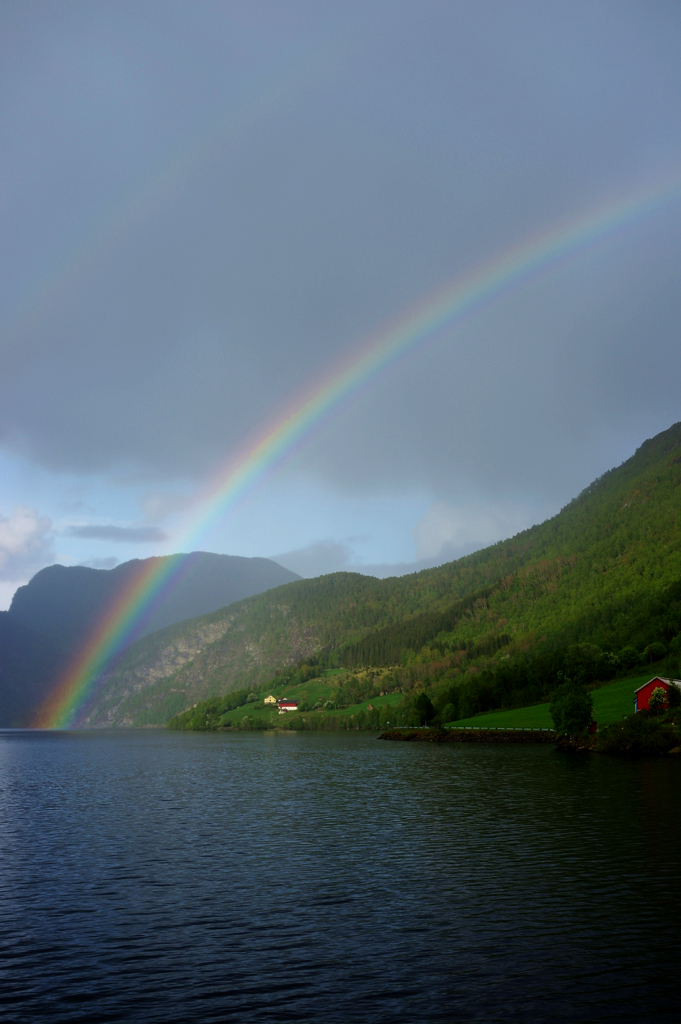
[78,421,681,728]
[167,670,406,732]
[448,673,649,729]
[165,671,652,734]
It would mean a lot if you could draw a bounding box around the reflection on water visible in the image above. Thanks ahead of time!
[0,730,679,1022]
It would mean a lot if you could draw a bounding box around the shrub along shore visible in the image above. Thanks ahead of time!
[378,711,681,755]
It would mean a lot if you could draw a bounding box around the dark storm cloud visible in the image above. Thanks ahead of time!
[66,525,167,543]
[2,1,681,508]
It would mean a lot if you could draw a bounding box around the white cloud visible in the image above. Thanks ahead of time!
[0,505,54,581]
[412,501,531,561]
[273,540,352,578]
[0,580,19,611]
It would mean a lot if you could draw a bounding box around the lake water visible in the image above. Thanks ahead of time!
[1,730,679,1022]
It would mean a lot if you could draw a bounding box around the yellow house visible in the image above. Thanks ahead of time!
[263,695,277,705]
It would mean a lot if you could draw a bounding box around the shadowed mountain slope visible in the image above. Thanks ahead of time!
[0,615,71,728]
[78,421,681,727]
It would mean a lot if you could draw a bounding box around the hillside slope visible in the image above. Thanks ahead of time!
[78,421,681,727]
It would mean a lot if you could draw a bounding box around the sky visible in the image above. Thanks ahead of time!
[1,0,681,609]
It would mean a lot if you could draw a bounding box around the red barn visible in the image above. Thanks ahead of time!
[633,676,681,713]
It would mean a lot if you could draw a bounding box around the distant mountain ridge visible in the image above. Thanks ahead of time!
[9,553,300,648]
[0,553,300,726]
[76,421,681,727]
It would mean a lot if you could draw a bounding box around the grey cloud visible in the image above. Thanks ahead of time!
[1,2,681,511]
[411,502,536,562]
[139,492,193,524]
[66,525,167,543]
[353,552,472,580]
[273,536,492,580]
[273,541,352,579]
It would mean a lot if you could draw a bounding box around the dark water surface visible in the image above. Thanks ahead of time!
[1,730,679,1022]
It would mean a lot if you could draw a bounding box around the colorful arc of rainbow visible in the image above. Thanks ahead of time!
[36,173,681,728]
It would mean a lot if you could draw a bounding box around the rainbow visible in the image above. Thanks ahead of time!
[36,172,681,728]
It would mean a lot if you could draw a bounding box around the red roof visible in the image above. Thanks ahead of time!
[277,700,298,706]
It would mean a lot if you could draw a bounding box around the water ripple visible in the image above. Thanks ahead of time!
[0,730,679,1022]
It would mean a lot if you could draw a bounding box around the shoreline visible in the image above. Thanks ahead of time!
[379,728,557,744]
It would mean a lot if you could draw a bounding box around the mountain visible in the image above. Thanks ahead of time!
[0,553,300,726]
[9,552,300,649]
[77,421,681,727]
[0,615,71,728]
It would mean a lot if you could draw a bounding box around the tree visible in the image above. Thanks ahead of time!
[413,692,436,726]
[618,646,639,670]
[648,686,667,715]
[644,642,667,664]
[439,703,457,724]
[434,686,459,720]
[549,683,593,736]
[667,682,681,710]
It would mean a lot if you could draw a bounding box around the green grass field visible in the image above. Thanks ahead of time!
[331,692,403,718]
[447,704,555,729]
[447,673,652,729]
[217,673,403,727]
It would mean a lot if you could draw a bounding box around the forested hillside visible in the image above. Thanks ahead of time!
[77,421,681,727]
